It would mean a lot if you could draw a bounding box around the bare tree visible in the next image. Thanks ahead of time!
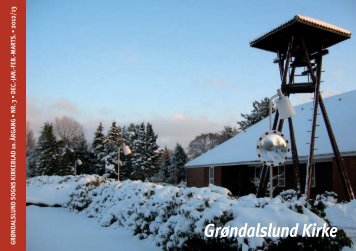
[54,116,84,145]
[26,121,36,151]
[187,133,221,160]
[218,126,239,143]
[187,126,238,160]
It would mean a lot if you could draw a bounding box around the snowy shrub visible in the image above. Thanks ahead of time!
[308,191,338,219]
[277,189,306,214]
[67,175,109,211]
[27,176,353,251]
[81,183,352,250]
[264,230,352,251]
[316,191,338,204]
[68,185,94,211]
[69,180,237,249]
[183,236,238,251]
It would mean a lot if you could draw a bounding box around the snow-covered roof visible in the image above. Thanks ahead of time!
[250,15,351,53]
[186,90,356,168]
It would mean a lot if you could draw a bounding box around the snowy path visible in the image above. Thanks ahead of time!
[27,206,160,251]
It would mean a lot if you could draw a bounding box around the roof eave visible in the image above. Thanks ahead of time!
[186,151,356,169]
[249,15,351,51]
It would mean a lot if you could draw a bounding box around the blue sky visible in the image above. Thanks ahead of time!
[27,0,356,148]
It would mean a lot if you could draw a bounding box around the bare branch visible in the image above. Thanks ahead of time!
[54,116,83,145]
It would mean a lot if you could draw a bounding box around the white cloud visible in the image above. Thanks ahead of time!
[149,113,225,149]
[27,96,80,137]
[80,113,227,150]
[26,96,232,150]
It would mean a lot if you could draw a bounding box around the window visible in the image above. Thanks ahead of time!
[209,166,214,184]
[278,165,285,187]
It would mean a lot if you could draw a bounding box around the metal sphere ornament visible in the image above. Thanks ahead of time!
[256,130,290,167]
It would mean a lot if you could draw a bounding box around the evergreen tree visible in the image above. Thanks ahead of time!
[26,122,93,177]
[158,147,172,182]
[56,131,93,176]
[58,145,76,176]
[128,122,161,181]
[144,123,160,178]
[92,122,106,175]
[130,123,146,180]
[33,122,61,176]
[237,97,274,131]
[72,133,92,174]
[26,147,40,177]
[168,143,188,184]
[120,124,136,180]
[104,121,122,178]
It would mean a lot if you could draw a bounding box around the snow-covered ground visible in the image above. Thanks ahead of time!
[26,175,84,206]
[27,175,356,250]
[27,206,159,251]
[326,200,356,244]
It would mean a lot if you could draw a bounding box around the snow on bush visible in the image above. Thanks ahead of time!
[27,175,354,250]
[69,179,235,249]
[26,175,108,206]
[326,200,356,229]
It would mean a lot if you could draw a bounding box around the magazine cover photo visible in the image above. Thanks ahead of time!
[2,1,354,251]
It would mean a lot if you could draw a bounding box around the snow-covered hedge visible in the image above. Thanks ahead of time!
[69,177,235,249]
[27,175,354,250]
[26,175,109,207]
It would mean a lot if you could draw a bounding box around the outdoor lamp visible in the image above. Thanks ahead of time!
[275,89,295,119]
[118,143,132,181]
[257,89,295,198]
[269,89,295,129]
[122,144,132,156]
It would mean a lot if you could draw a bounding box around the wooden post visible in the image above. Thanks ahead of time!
[256,37,293,197]
[301,38,317,85]
[305,46,323,198]
[287,117,301,192]
[272,110,279,130]
[281,37,294,93]
[319,96,355,199]
[277,51,284,80]
[277,119,284,132]
[285,63,302,193]
[251,17,353,200]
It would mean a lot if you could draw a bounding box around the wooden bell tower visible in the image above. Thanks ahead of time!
[250,15,355,200]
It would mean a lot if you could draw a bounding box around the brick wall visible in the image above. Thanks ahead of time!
[187,167,209,187]
[332,156,356,201]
